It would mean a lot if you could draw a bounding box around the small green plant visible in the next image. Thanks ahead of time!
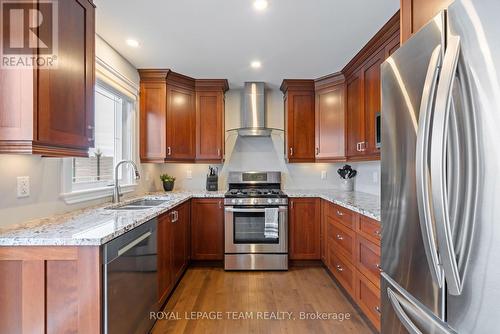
[160,174,176,182]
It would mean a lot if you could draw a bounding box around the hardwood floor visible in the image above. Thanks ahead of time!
[151,267,372,334]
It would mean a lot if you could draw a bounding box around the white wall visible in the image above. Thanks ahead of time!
[0,36,162,227]
[158,87,381,195]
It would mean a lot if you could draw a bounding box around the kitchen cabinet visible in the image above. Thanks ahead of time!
[191,199,224,260]
[401,0,453,44]
[289,198,321,260]
[195,80,229,162]
[139,70,228,163]
[280,80,316,163]
[314,73,346,161]
[158,201,191,304]
[139,71,167,162]
[321,199,381,331]
[344,12,400,161]
[0,0,95,157]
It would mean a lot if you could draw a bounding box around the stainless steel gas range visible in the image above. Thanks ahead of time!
[224,171,288,270]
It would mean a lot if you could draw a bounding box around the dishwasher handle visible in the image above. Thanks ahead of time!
[117,231,152,256]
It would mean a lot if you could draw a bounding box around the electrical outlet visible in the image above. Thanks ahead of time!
[186,169,193,179]
[372,171,379,183]
[321,171,327,180]
[17,176,30,198]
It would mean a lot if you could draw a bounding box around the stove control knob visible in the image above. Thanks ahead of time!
[267,199,272,204]
[237,199,243,204]
[275,199,280,204]
[231,199,236,204]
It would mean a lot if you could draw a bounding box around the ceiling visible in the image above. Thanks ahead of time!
[95,0,399,88]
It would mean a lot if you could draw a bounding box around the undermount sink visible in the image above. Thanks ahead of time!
[107,199,168,210]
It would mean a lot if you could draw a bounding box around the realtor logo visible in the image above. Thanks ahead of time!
[1,0,58,68]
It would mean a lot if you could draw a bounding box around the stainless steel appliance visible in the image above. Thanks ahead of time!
[104,218,158,334]
[224,171,288,270]
[381,1,500,333]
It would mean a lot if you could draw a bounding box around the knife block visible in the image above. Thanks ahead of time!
[206,175,218,191]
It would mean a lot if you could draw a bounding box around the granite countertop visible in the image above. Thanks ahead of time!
[284,189,380,221]
[0,189,379,246]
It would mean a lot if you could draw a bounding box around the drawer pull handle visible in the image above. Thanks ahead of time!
[336,234,344,240]
[336,265,344,272]
[374,230,381,236]
[375,306,381,314]
[376,264,382,272]
[336,210,344,216]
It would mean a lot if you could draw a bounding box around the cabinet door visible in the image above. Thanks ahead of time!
[289,198,321,260]
[363,50,384,156]
[166,85,196,160]
[401,0,452,43]
[315,85,345,161]
[37,0,95,151]
[346,71,364,158]
[191,199,224,260]
[140,82,166,162]
[158,212,173,303]
[287,91,315,162]
[171,201,190,283]
[196,91,223,161]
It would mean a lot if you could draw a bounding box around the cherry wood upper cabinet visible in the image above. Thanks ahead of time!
[346,71,364,158]
[191,199,224,261]
[289,198,321,260]
[343,11,400,161]
[139,70,228,163]
[195,80,229,162]
[314,73,346,161]
[139,70,168,162]
[400,0,453,44]
[0,0,95,157]
[281,80,316,163]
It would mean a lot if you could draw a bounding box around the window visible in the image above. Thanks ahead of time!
[61,81,136,203]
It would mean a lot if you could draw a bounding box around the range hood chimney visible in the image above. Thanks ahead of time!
[238,82,271,136]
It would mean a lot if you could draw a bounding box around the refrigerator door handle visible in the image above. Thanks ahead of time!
[386,284,457,334]
[415,45,443,287]
[431,34,477,296]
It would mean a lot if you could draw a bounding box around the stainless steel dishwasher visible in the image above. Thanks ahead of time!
[104,218,158,334]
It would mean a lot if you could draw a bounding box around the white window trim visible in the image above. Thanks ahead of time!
[60,57,140,204]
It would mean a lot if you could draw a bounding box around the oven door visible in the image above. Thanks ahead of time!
[225,206,288,254]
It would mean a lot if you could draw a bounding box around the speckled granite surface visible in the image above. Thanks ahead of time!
[0,191,225,246]
[0,189,379,246]
[284,189,380,221]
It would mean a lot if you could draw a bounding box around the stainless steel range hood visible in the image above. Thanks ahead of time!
[238,82,271,136]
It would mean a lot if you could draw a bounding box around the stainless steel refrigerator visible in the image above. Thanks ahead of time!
[381,1,500,333]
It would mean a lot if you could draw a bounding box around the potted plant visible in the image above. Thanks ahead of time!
[160,174,176,191]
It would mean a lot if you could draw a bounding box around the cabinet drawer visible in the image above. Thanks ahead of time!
[355,270,381,331]
[355,234,381,288]
[327,221,355,262]
[325,203,356,230]
[357,215,381,245]
[329,246,355,295]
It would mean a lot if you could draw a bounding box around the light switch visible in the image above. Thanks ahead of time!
[186,169,193,179]
[17,176,30,198]
[321,171,327,180]
[372,171,379,183]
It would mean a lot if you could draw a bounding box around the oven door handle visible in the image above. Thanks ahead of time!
[225,207,287,213]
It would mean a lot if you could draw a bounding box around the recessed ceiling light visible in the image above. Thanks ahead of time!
[253,0,268,11]
[126,39,139,48]
[251,60,262,69]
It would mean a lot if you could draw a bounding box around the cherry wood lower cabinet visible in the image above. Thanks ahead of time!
[321,199,381,331]
[158,201,191,304]
[0,246,101,333]
[289,198,321,260]
[190,199,224,260]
